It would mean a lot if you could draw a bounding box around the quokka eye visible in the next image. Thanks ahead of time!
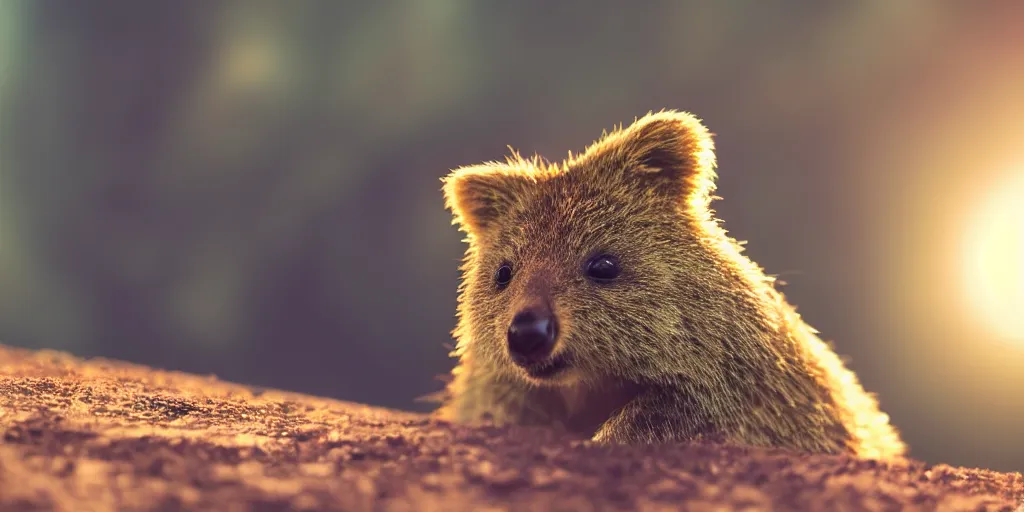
[585,254,621,282]
[495,262,513,288]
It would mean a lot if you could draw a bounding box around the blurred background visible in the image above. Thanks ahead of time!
[2,1,1023,472]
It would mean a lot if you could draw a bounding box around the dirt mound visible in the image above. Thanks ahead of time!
[0,344,1020,511]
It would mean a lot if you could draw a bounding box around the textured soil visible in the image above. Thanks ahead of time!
[0,344,1021,511]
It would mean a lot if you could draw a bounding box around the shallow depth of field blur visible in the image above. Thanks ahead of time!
[2,2,1023,472]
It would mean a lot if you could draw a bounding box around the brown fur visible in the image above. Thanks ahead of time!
[433,110,905,460]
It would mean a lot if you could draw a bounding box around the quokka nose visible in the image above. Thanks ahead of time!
[507,310,558,364]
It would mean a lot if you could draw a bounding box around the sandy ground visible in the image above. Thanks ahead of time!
[0,344,1021,511]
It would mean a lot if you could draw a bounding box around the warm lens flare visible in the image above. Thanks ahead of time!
[962,172,1024,342]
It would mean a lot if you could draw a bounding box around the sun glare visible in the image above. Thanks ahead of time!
[962,172,1024,343]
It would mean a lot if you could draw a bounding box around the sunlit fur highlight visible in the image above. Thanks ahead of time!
[433,110,905,460]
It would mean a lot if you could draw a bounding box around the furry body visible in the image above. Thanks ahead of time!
[435,110,905,459]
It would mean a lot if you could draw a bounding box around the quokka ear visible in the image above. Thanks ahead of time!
[441,163,531,236]
[594,110,718,205]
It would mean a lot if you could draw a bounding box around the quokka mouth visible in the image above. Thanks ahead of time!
[522,352,572,379]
